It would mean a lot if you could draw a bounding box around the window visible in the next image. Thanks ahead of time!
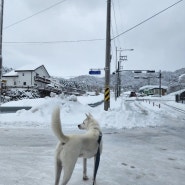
[23,82,26,86]
[14,81,16,85]
[22,73,24,76]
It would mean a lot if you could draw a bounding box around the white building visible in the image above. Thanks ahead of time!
[2,64,50,88]
[139,85,168,96]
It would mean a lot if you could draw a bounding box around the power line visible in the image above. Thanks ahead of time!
[3,0,183,45]
[3,38,105,45]
[112,0,184,40]
[112,0,121,47]
[3,0,70,30]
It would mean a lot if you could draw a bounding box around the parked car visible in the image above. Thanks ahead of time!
[129,91,137,97]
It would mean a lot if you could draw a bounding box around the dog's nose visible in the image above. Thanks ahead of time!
[78,125,81,128]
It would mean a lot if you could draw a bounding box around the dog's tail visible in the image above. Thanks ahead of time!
[52,106,69,143]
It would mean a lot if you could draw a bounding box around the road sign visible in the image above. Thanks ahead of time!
[89,70,101,75]
[147,70,155,73]
[134,70,142,73]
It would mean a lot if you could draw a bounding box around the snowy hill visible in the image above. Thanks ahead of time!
[69,68,185,93]
[2,66,185,94]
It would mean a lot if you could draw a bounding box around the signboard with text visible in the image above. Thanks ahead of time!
[89,70,101,75]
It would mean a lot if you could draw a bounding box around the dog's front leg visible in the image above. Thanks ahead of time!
[83,158,89,180]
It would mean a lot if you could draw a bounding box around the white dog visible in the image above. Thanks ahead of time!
[51,106,102,185]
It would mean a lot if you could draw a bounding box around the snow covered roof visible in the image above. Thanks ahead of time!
[3,70,18,77]
[168,88,185,96]
[139,85,168,91]
[3,64,50,77]
[179,73,185,78]
[15,64,44,71]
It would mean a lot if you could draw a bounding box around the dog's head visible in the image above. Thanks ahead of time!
[78,113,99,130]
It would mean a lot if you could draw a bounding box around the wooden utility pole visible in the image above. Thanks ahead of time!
[0,0,4,105]
[104,0,111,111]
[159,70,162,97]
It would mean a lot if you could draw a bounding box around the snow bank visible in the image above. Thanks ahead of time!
[0,93,184,129]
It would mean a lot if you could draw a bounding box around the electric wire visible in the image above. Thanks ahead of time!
[112,0,184,40]
[3,0,70,30]
[3,0,183,45]
[112,0,121,47]
[117,0,124,27]
[3,38,104,45]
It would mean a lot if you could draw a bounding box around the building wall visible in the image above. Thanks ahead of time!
[3,66,50,88]
[32,66,50,87]
[17,71,32,86]
[35,66,49,78]
[3,76,17,86]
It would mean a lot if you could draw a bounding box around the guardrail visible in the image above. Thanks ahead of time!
[0,106,32,113]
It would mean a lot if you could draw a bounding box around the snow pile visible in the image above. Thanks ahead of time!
[0,93,184,129]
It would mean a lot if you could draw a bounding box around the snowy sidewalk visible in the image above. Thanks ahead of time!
[0,123,185,185]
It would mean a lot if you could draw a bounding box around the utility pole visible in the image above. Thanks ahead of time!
[0,0,4,105]
[159,70,162,97]
[104,0,111,111]
[115,48,133,98]
[115,46,118,101]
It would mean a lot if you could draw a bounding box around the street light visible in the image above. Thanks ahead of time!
[117,48,134,52]
[115,48,134,99]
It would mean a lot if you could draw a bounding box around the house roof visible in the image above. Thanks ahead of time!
[15,64,44,71]
[169,88,185,96]
[139,85,168,91]
[2,70,18,77]
[3,64,50,77]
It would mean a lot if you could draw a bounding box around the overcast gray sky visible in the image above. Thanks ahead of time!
[2,0,185,77]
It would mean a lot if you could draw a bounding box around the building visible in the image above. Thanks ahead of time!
[2,64,86,97]
[139,85,168,96]
[174,89,185,103]
[2,64,51,88]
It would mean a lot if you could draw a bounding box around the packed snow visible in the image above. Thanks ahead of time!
[0,92,185,185]
[0,92,184,129]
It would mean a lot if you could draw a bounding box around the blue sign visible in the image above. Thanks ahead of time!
[89,70,101,75]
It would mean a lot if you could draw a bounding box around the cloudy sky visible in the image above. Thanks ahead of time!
[2,0,185,77]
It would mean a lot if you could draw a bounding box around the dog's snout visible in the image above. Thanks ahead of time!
[78,124,81,128]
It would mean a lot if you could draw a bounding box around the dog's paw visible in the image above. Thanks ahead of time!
[83,176,89,181]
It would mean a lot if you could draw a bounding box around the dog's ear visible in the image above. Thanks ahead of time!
[85,113,90,118]
[89,113,93,118]
[85,113,92,119]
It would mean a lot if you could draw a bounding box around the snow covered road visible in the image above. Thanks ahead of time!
[0,123,185,185]
[0,95,185,184]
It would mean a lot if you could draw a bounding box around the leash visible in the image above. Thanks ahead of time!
[93,132,102,185]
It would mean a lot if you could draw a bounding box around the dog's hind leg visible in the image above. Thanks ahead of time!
[83,158,89,180]
[61,157,78,185]
[93,156,97,184]
[55,160,62,185]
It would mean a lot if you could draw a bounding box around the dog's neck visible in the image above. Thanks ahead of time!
[93,126,100,131]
